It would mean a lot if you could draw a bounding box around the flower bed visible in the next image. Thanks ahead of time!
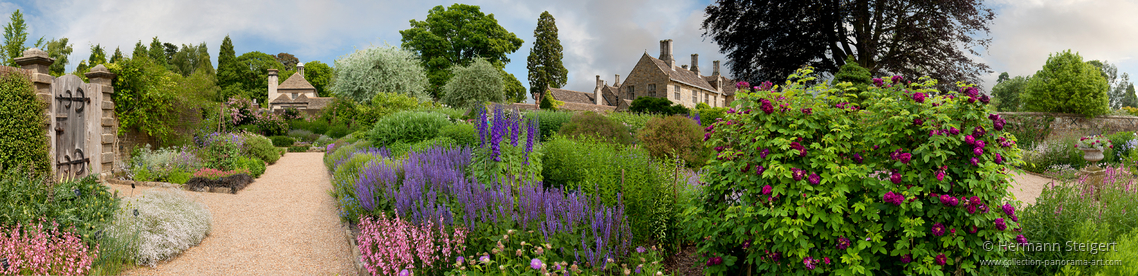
[184,168,254,194]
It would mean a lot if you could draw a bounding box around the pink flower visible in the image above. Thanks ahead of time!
[761,185,772,195]
[913,92,926,103]
[808,173,821,185]
[932,222,947,236]
[935,254,947,265]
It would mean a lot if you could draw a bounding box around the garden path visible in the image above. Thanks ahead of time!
[109,152,356,276]
[1009,170,1057,206]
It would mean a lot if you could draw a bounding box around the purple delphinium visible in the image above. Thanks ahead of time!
[509,110,521,147]
[808,173,821,185]
[935,254,946,265]
[995,218,1007,231]
[478,106,489,147]
[490,105,506,162]
[932,223,947,236]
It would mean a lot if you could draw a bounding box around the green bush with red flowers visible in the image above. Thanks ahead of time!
[684,67,1026,275]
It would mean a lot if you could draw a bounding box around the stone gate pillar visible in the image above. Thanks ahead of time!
[13,48,56,175]
[85,65,116,178]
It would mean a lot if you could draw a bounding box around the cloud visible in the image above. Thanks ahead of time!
[3,0,726,102]
[982,0,1138,89]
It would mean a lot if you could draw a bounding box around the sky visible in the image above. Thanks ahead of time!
[1,0,1136,101]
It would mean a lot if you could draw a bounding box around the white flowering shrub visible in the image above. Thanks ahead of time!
[108,188,212,266]
[332,45,430,103]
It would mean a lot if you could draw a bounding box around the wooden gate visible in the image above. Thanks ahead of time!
[52,75,100,179]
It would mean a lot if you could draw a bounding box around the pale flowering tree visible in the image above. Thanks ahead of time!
[332,45,430,103]
[441,58,504,111]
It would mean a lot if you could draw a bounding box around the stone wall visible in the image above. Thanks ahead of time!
[998,112,1138,140]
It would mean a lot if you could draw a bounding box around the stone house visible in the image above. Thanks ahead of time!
[544,39,737,111]
[268,63,331,116]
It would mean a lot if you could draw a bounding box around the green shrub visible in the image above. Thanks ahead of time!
[438,123,477,147]
[324,139,372,169]
[629,96,689,115]
[290,119,330,135]
[558,111,633,145]
[242,133,280,165]
[607,112,657,134]
[1016,169,1138,275]
[1023,50,1110,117]
[325,124,350,139]
[0,170,118,247]
[1093,229,1138,275]
[690,68,1024,274]
[832,56,872,103]
[369,111,451,146]
[288,129,318,142]
[0,70,49,174]
[314,135,333,147]
[106,188,210,266]
[541,135,680,247]
[167,170,193,184]
[234,156,266,178]
[530,109,572,141]
[637,115,707,168]
[270,136,296,147]
[694,107,727,127]
[1105,131,1136,163]
[288,145,309,152]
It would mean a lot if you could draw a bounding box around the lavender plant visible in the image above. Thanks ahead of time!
[471,104,543,187]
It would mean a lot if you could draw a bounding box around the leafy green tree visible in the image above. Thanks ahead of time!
[45,38,73,77]
[74,60,88,75]
[1124,84,1138,108]
[502,70,525,103]
[217,35,240,100]
[195,42,213,76]
[233,51,286,103]
[170,43,213,77]
[1088,60,1134,109]
[302,60,333,97]
[997,72,1010,84]
[163,42,177,62]
[441,58,503,110]
[1023,50,1109,117]
[400,4,524,99]
[132,41,147,60]
[275,53,298,70]
[148,37,168,68]
[88,44,106,66]
[527,11,568,106]
[2,9,28,66]
[991,75,1029,111]
[331,45,429,103]
[109,47,123,64]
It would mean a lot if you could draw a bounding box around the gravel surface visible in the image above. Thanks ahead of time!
[111,152,356,276]
[1008,170,1057,206]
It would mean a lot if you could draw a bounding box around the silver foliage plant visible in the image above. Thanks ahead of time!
[108,188,212,266]
[331,44,430,103]
[441,58,504,110]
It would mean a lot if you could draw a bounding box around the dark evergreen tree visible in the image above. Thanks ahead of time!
[527,11,568,106]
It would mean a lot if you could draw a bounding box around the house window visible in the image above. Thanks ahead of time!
[673,85,680,99]
[692,92,697,103]
[626,86,635,98]
[648,84,656,97]
[704,93,709,104]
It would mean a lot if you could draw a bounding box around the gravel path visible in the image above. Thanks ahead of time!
[111,152,356,276]
[1008,170,1058,206]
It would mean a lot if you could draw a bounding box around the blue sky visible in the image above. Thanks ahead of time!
[2,0,1136,101]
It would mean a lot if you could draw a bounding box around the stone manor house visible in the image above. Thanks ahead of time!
[543,39,738,111]
[267,63,331,115]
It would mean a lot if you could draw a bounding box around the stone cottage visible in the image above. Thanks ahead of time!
[268,63,331,116]
[544,39,737,111]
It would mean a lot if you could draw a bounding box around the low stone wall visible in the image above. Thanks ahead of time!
[998,112,1138,140]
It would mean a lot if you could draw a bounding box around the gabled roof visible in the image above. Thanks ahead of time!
[644,54,718,93]
[279,72,315,90]
[548,87,595,104]
[704,75,739,96]
[269,94,293,103]
[602,85,621,106]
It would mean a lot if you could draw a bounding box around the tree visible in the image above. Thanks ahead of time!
[502,70,525,103]
[1088,60,1133,109]
[217,35,240,99]
[45,38,73,77]
[2,9,29,66]
[1023,50,1109,117]
[302,60,333,97]
[527,11,568,106]
[831,56,872,101]
[331,45,429,103]
[441,58,503,110]
[132,41,147,60]
[195,42,214,76]
[996,72,1010,84]
[88,44,106,66]
[148,37,168,68]
[702,0,995,86]
[275,53,298,70]
[400,4,524,99]
[991,75,1029,112]
[233,51,286,103]
[163,42,177,62]
[74,60,87,75]
[109,47,123,64]
[170,43,213,77]
[1124,84,1138,108]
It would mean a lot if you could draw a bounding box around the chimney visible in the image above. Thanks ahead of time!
[660,39,674,70]
[595,75,604,105]
[268,69,279,104]
[713,60,721,77]
[614,74,621,87]
[691,54,700,75]
[297,62,305,77]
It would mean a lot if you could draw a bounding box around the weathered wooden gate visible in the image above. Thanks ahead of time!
[51,75,102,180]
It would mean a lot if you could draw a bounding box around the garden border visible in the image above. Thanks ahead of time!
[104,178,248,194]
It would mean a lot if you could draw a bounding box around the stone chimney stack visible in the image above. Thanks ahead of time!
[268,69,279,103]
[614,74,621,87]
[595,75,604,105]
[297,62,305,77]
[713,60,721,77]
[691,54,700,75]
[660,39,674,70]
